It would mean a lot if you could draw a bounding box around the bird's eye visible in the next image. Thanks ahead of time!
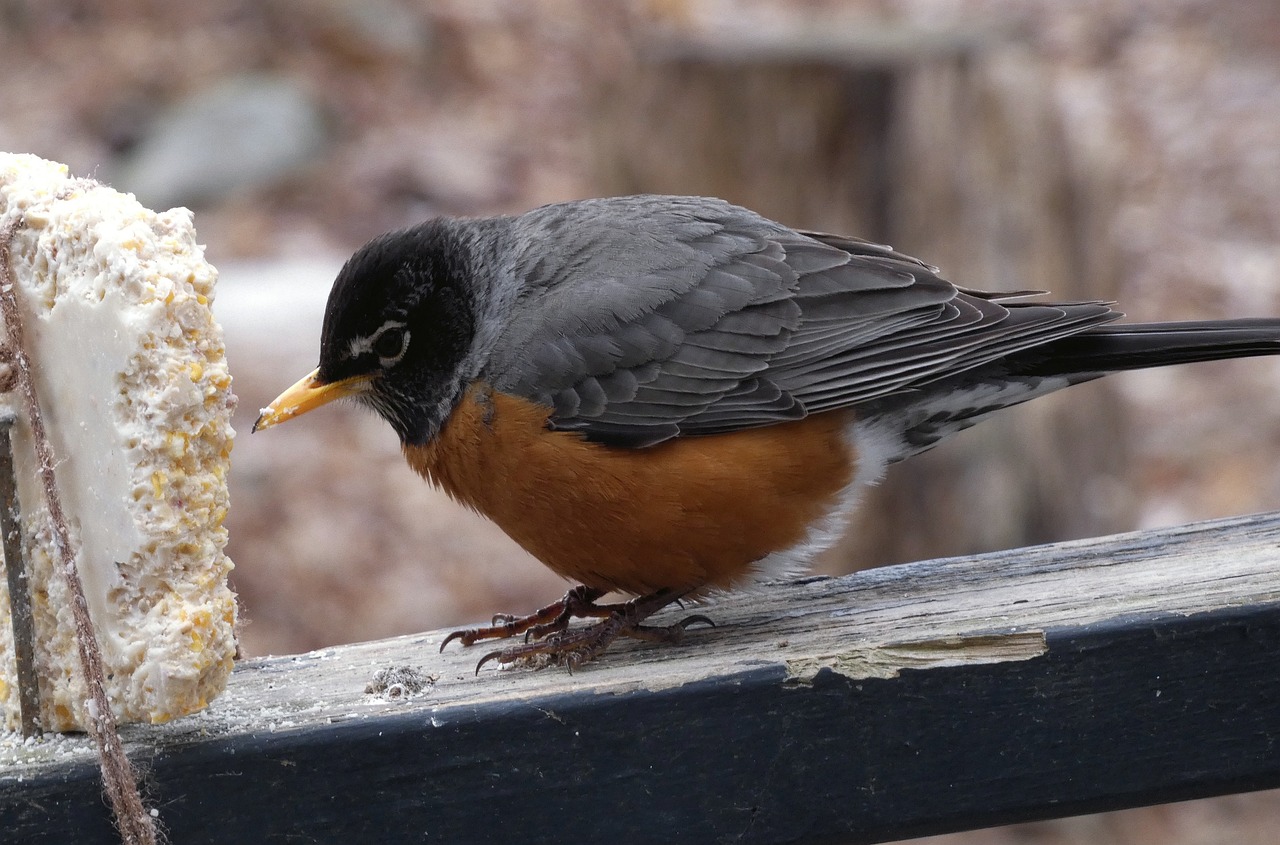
[373,326,408,363]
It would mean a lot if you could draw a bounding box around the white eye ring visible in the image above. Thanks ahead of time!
[349,320,410,366]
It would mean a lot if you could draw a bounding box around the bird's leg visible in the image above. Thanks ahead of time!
[474,587,714,672]
[439,585,606,652]
[522,594,617,642]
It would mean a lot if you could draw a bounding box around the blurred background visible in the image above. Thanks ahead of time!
[2,1,1279,842]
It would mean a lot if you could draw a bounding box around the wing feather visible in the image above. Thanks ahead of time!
[482,196,1119,447]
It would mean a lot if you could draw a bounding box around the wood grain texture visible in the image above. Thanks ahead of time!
[2,512,1279,844]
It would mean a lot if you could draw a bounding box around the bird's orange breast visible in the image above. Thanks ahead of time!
[405,383,857,596]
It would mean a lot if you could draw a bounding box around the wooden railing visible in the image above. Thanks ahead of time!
[2,512,1279,844]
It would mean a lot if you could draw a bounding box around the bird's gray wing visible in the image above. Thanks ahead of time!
[483,196,1118,447]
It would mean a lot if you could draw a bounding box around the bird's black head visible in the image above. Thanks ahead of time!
[316,221,477,445]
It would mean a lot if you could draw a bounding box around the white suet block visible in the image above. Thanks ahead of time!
[0,153,237,731]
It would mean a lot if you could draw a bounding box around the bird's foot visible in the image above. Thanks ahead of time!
[443,586,713,673]
[439,585,607,652]
[476,590,712,673]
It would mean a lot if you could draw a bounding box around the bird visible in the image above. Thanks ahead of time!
[253,194,1280,671]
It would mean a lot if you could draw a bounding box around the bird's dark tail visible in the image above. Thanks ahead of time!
[1007,319,1280,378]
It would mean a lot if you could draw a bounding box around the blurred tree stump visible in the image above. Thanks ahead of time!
[593,25,1136,572]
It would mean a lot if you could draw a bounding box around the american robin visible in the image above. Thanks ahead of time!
[253,195,1280,670]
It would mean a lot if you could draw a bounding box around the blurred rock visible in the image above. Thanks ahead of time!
[112,73,328,210]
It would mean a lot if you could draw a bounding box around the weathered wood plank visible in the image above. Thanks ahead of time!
[1,512,1278,844]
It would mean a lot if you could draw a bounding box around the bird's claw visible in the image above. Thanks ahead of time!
[445,586,711,672]
[439,628,475,653]
[474,649,506,675]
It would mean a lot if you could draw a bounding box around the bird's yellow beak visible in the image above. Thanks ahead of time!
[252,368,371,432]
